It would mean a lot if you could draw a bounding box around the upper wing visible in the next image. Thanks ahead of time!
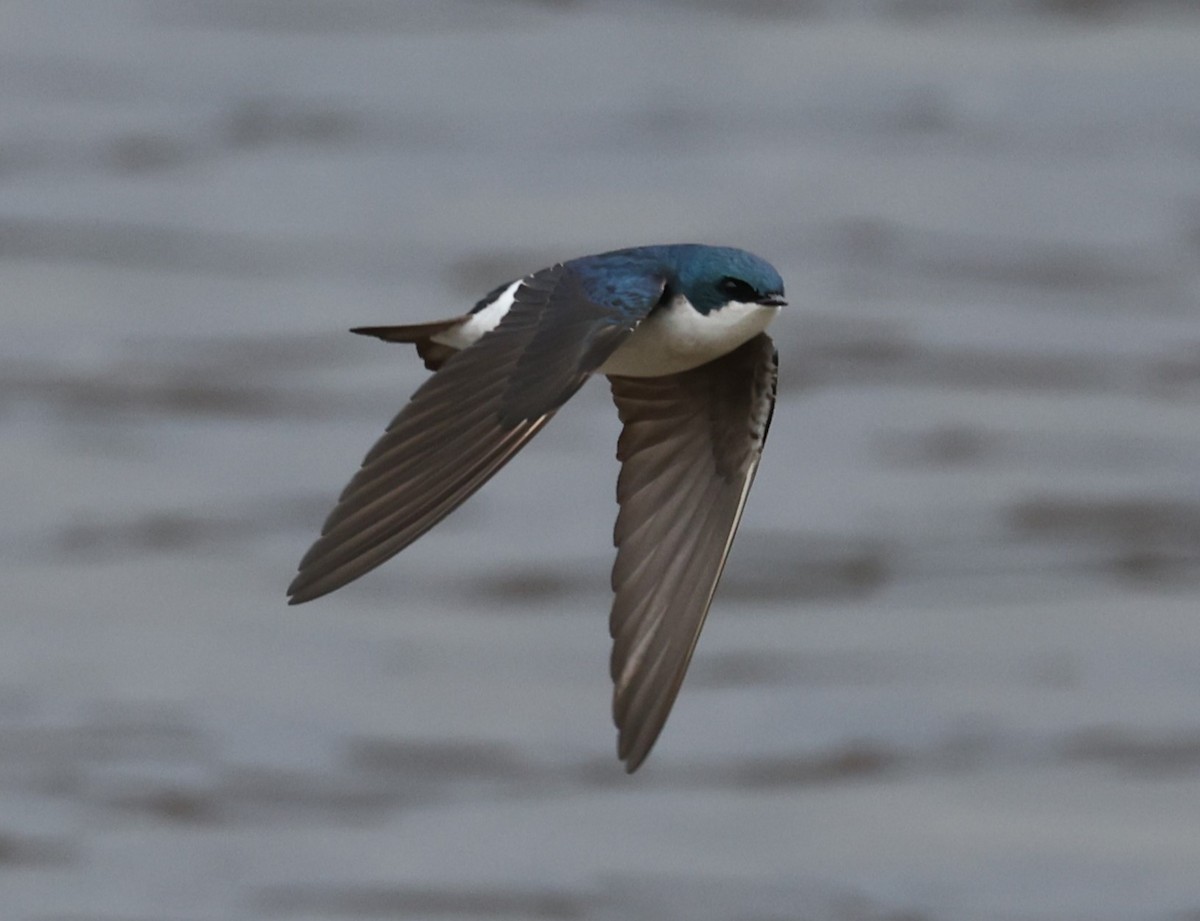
[607,333,778,771]
[288,263,666,605]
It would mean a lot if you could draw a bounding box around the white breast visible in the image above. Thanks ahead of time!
[432,286,779,379]
[599,296,779,377]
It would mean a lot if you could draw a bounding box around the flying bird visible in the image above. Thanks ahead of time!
[288,244,784,771]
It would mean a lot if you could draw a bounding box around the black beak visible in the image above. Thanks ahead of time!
[757,294,787,308]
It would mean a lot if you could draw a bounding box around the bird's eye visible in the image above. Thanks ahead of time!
[717,276,759,302]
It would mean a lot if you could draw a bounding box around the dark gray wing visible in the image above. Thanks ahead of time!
[607,333,778,771]
[288,264,666,605]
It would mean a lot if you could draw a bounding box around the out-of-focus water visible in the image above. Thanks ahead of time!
[3,2,1200,919]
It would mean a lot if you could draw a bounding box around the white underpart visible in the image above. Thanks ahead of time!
[430,286,778,379]
[431,279,522,350]
[599,295,779,377]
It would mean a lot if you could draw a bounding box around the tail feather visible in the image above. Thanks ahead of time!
[351,317,467,371]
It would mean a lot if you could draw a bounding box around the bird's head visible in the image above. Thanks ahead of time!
[670,245,786,315]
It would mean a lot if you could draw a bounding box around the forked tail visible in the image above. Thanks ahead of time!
[351,317,466,371]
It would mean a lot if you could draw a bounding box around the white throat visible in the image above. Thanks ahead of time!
[598,295,779,378]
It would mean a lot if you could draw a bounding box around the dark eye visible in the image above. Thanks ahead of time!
[717,276,759,302]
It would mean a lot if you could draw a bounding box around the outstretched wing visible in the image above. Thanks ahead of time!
[288,262,666,604]
[607,333,778,771]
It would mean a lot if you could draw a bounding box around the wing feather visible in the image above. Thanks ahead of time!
[607,333,778,771]
[288,264,658,604]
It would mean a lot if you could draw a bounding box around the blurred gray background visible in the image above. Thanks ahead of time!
[3,2,1200,919]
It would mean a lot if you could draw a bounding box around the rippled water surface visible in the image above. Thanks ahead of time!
[3,2,1200,919]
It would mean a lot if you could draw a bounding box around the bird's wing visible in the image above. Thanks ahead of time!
[288,263,667,604]
[607,332,778,771]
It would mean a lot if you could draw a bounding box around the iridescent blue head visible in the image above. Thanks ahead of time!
[564,244,787,318]
[666,244,786,315]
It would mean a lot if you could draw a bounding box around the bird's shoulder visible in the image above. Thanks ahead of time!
[562,247,676,317]
[467,248,675,322]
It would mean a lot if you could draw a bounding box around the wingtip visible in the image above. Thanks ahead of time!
[617,733,652,773]
[286,572,323,606]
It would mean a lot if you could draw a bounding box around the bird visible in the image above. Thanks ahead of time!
[288,243,784,771]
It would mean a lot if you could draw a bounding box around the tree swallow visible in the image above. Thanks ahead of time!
[288,244,785,771]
